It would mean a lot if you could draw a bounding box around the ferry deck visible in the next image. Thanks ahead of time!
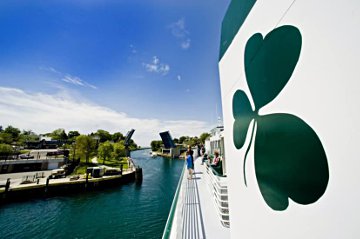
[163,154,230,239]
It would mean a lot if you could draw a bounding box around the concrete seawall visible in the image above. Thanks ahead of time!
[0,171,136,203]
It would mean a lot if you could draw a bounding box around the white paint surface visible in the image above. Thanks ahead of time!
[219,1,360,238]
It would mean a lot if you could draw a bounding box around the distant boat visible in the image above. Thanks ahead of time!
[150,152,157,158]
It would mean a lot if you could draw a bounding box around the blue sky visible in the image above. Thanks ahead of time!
[0,0,230,146]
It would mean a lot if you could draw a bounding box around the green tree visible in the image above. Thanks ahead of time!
[200,132,211,143]
[182,136,200,147]
[76,135,96,163]
[18,130,39,145]
[128,139,138,150]
[95,129,112,143]
[22,130,37,137]
[150,140,162,152]
[98,141,114,164]
[179,136,187,144]
[113,142,126,159]
[112,132,124,142]
[68,131,80,142]
[0,143,13,156]
[50,128,68,141]
[0,132,13,144]
[4,125,21,141]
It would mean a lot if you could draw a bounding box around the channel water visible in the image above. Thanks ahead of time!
[0,149,184,239]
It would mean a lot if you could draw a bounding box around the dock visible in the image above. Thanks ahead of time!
[0,159,141,203]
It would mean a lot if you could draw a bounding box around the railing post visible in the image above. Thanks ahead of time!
[135,167,142,184]
[45,176,50,193]
[4,178,11,198]
[85,170,89,188]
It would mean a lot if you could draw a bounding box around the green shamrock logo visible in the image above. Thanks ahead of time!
[233,25,329,211]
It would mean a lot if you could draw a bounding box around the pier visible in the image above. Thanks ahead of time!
[0,158,140,202]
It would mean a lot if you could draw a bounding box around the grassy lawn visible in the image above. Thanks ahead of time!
[71,157,129,175]
[19,149,31,154]
[72,162,97,175]
[99,157,129,170]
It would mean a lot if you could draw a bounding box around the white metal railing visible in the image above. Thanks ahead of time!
[163,162,206,239]
[162,164,186,239]
[205,165,230,227]
[178,164,205,239]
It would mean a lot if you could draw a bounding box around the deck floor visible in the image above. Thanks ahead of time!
[170,156,230,239]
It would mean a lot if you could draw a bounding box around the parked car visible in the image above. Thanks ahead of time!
[20,154,35,159]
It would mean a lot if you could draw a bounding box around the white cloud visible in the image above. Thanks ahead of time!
[177,75,181,81]
[129,44,137,54]
[181,38,191,49]
[169,18,188,38]
[169,18,191,50]
[39,66,61,75]
[0,87,210,146]
[143,56,170,75]
[40,66,97,89]
[62,75,84,86]
[62,75,97,89]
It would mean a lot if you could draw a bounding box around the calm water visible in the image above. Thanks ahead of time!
[0,149,184,239]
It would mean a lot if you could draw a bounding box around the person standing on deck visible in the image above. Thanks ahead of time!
[187,145,194,171]
[201,145,205,156]
[186,151,194,179]
[197,144,201,157]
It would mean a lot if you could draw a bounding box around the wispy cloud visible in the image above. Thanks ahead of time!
[143,56,170,75]
[40,66,97,89]
[0,87,210,146]
[177,75,182,81]
[181,39,191,49]
[62,75,97,89]
[129,44,137,54]
[39,66,61,74]
[169,18,191,50]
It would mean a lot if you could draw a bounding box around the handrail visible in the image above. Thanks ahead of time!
[205,164,230,227]
[162,163,186,239]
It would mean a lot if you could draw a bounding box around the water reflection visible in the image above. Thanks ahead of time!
[0,149,184,239]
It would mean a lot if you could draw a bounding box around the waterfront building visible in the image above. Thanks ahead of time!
[0,149,68,173]
[25,139,63,149]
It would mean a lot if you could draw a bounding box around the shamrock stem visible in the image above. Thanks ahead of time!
[244,120,256,187]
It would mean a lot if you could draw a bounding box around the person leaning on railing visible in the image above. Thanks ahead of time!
[186,151,194,179]
[187,145,194,171]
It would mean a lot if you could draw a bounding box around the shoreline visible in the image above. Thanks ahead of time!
[0,168,140,204]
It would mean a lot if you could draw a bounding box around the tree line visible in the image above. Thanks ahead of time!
[0,125,138,165]
[150,132,211,152]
